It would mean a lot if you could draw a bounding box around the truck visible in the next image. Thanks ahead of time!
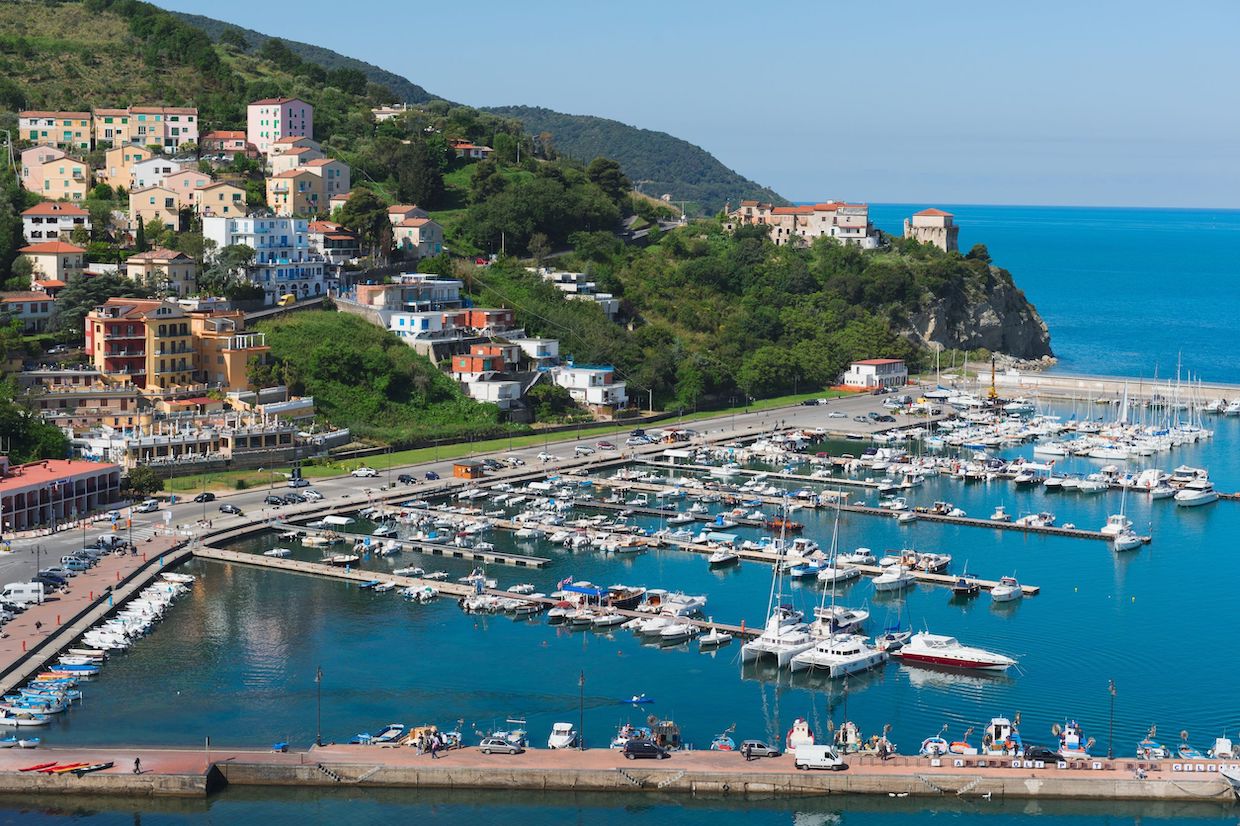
[0,582,44,606]
[793,744,849,771]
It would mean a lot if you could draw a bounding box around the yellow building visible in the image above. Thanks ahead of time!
[100,144,152,189]
[190,311,270,391]
[19,111,91,150]
[39,157,90,201]
[266,168,323,216]
[85,299,195,390]
[194,182,247,218]
[126,248,199,297]
[129,186,180,231]
[93,108,133,147]
[19,241,86,284]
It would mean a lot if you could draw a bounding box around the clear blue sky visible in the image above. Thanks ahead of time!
[156,0,1240,208]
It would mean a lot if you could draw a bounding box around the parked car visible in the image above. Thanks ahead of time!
[287,477,310,488]
[503,456,525,466]
[537,452,556,462]
[596,442,617,451]
[192,492,216,503]
[866,412,881,421]
[852,415,869,423]
[397,474,415,485]
[801,399,818,406]
[350,467,379,478]
[483,459,504,470]
[303,489,324,501]
[263,494,286,506]
[284,492,307,504]
[135,499,159,513]
[1022,745,1060,762]
[623,740,669,760]
[816,398,831,405]
[739,740,781,758]
[478,737,523,755]
[625,436,650,447]
[424,471,440,481]
[574,445,595,456]
[219,503,243,515]
[39,567,72,581]
[827,411,847,419]
[876,415,896,423]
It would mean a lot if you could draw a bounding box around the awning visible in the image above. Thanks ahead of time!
[323,515,353,526]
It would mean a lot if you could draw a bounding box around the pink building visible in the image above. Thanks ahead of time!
[247,97,314,156]
[0,456,122,534]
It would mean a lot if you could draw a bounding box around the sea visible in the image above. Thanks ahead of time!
[18,206,1240,824]
[867,204,1240,383]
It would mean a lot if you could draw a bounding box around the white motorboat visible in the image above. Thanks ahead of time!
[1149,484,1176,500]
[811,604,870,635]
[591,611,628,629]
[872,566,915,592]
[989,506,1012,522]
[1174,480,1218,507]
[547,722,578,749]
[636,615,672,635]
[1225,400,1240,416]
[1100,513,1132,536]
[892,631,1017,671]
[1043,476,1065,491]
[708,549,739,566]
[263,547,292,558]
[1112,531,1143,552]
[1077,480,1107,494]
[989,576,1023,603]
[838,547,876,565]
[789,634,888,677]
[699,627,733,647]
[816,564,861,585]
[373,581,397,593]
[659,622,699,644]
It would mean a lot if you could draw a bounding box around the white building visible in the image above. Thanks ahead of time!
[903,208,959,253]
[533,268,621,319]
[21,202,90,242]
[129,157,185,190]
[553,364,627,409]
[727,201,880,249]
[843,358,908,389]
[462,373,524,410]
[512,337,560,366]
[387,311,447,341]
[202,215,327,305]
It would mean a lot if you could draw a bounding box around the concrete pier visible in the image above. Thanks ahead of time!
[0,745,1233,802]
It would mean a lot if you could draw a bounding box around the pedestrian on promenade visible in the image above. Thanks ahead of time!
[34,621,42,634]
[133,757,141,774]
[430,736,440,759]
[744,743,752,762]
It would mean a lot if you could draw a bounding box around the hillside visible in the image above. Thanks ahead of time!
[168,10,440,106]
[485,106,785,215]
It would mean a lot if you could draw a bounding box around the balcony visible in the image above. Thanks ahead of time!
[104,349,145,358]
[103,332,144,340]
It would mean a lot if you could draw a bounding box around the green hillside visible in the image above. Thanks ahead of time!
[485,105,787,214]
[168,10,440,106]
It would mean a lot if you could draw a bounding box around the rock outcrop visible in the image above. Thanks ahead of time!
[904,265,1052,359]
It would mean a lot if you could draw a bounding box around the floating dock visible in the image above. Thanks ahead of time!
[276,522,551,568]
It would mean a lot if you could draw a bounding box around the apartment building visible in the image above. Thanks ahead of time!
[247,97,314,155]
[21,202,90,242]
[202,215,327,304]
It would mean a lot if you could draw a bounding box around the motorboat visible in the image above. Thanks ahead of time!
[989,506,1012,522]
[788,633,887,677]
[1149,484,1176,500]
[373,723,405,744]
[872,566,915,592]
[1077,480,1108,494]
[609,723,652,749]
[708,549,739,566]
[951,576,980,598]
[321,554,360,567]
[263,547,292,558]
[659,622,699,644]
[892,632,1017,671]
[990,577,1023,603]
[547,722,578,750]
[817,564,861,586]
[1112,531,1143,552]
[591,611,628,629]
[838,548,876,566]
[1174,480,1218,507]
[1179,738,1206,760]
[1136,730,1171,760]
[699,627,733,647]
[710,731,736,751]
[1209,737,1236,760]
[811,604,870,635]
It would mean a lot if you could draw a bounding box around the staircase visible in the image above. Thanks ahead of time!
[356,766,383,783]
[915,774,948,794]
[955,776,984,796]
[315,763,343,783]
[656,770,686,789]
[615,768,645,788]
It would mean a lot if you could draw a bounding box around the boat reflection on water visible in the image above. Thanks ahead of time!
[899,663,1016,692]
[739,659,887,696]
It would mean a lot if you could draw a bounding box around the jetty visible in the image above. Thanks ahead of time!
[0,744,1235,802]
[276,522,551,568]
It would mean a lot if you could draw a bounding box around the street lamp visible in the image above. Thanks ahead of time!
[1107,679,1116,759]
[315,665,323,747]
[578,670,584,751]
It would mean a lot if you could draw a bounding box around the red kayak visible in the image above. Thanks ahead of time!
[19,761,57,772]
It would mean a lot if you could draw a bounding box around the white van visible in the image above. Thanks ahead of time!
[1,582,44,606]
[793,744,848,771]
[135,499,159,513]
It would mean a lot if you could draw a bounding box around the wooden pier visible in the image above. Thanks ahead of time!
[276,522,551,568]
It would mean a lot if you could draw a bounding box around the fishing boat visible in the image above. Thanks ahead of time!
[892,632,1017,672]
[373,723,405,743]
[1055,720,1091,759]
[0,737,16,749]
[710,730,737,751]
[17,738,39,749]
[949,728,979,755]
[1136,727,1171,759]
[609,723,652,749]
[0,712,50,727]
[547,722,578,749]
[1178,733,1206,760]
[990,576,1023,603]
[980,716,1023,756]
[951,575,980,598]
[989,505,1012,522]
[1209,737,1236,759]
[920,731,950,756]
[786,718,815,750]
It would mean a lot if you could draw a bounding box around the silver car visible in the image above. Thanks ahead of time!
[478,737,523,755]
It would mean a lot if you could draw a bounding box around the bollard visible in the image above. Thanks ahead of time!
[116,572,120,581]
[21,641,25,652]
[56,615,60,626]
[90,591,93,601]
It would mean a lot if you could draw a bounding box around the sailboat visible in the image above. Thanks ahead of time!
[740,497,816,667]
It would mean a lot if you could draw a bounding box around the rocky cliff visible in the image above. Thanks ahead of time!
[904,265,1053,360]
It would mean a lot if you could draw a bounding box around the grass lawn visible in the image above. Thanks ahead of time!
[162,388,849,494]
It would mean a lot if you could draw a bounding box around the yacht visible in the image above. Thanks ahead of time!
[547,722,578,749]
[1225,400,1240,416]
[989,576,1023,603]
[892,631,1017,671]
[788,633,887,677]
[1174,480,1218,507]
[838,548,876,566]
[740,606,815,666]
[708,549,740,566]
[1112,530,1143,552]
[816,563,861,585]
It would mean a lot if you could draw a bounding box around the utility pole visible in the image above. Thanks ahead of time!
[1107,679,1116,759]
[315,666,323,747]
[578,670,585,750]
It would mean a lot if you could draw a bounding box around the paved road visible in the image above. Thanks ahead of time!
[0,391,925,583]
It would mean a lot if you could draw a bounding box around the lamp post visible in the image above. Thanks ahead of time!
[578,670,584,751]
[1107,679,1116,759]
[315,665,323,747]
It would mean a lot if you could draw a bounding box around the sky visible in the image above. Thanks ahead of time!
[156,0,1240,208]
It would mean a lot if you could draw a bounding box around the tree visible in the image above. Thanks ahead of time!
[966,244,991,264]
[0,177,27,281]
[586,157,630,208]
[134,219,147,252]
[326,67,367,95]
[49,273,155,338]
[395,141,445,207]
[219,26,249,51]
[528,232,551,265]
[91,183,114,201]
[3,257,34,292]
[122,465,163,498]
[199,244,256,296]
[338,188,392,261]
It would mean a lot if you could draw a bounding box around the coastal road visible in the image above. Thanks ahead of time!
[0,391,923,581]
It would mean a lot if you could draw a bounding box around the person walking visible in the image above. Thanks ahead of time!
[133,757,141,774]
[430,735,440,760]
[744,742,753,762]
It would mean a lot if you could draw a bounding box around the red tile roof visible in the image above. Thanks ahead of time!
[19,111,90,120]
[203,130,246,140]
[0,459,120,492]
[388,204,420,212]
[397,218,433,228]
[33,280,67,289]
[271,169,315,178]
[0,291,53,303]
[21,202,89,217]
[302,158,337,167]
[274,136,315,145]
[914,208,953,217]
[251,97,307,106]
[127,248,192,263]
[20,241,86,254]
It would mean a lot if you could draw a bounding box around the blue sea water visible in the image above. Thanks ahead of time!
[866,205,1240,383]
